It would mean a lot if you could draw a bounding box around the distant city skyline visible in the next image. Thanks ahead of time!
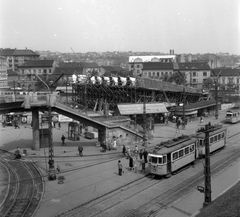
[1,0,240,55]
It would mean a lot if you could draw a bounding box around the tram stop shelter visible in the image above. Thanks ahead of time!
[173,99,221,122]
[115,103,169,124]
[68,121,81,141]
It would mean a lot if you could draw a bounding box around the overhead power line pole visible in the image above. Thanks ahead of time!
[204,124,212,206]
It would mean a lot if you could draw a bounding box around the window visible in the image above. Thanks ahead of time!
[210,137,213,143]
[49,69,51,73]
[199,139,204,146]
[158,157,162,164]
[173,152,179,160]
[163,155,166,164]
[218,134,221,140]
[190,145,195,152]
[137,70,140,74]
[148,72,151,77]
[151,157,158,164]
[161,72,164,76]
[44,69,47,74]
[153,72,155,76]
[157,72,160,77]
[192,79,197,83]
[185,147,189,154]
[193,72,197,77]
[165,72,168,75]
[203,72,207,76]
[137,65,140,68]
[214,135,218,142]
[179,149,184,157]
[222,132,225,138]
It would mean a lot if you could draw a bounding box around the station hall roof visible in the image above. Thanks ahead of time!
[174,99,217,112]
[0,48,39,57]
[116,103,168,115]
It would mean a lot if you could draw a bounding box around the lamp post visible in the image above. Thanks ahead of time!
[66,80,69,105]
[35,74,56,180]
[177,71,186,129]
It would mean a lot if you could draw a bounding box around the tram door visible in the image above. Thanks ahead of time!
[166,153,172,174]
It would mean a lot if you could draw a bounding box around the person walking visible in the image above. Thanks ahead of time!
[61,135,66,146]
[143,149,148,163]
[129,156,134,170]
[122,145,126,157]
[139,149,143,160]
[58,122,61,129]
[141,158,146,172]
[118,160,123,176]
[78,145,83,156]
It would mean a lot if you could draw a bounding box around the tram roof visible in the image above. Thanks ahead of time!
[150,137,198,155]
[194,126,227,138]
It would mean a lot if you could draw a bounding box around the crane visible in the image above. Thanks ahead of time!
[70,47,78,62]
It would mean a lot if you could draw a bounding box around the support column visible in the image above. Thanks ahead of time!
[32,108,40,151]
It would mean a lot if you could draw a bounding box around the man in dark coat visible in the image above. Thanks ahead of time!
[143,149,148,163]
[61,135,66,146]
[78,145,83,156]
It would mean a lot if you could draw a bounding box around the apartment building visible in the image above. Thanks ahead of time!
[128,55,176,77]
[177,62,211,88]
[0,48,40,71]
[212,68,240,90]
[142,62,174,79]
[0,57,8,88]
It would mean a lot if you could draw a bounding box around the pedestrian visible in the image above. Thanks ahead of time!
[200,116,203,123]
[61,135,66,146]
[118,160,123,176]
[139,149,143,160]
[122,145,126,157]
[134,145,139,155]
[78,145,83,156]
[141,158,146,172]
[14,147,21,159]
[143,149,148,163]
[134,157,138,173]
[127,147,131,159]
[129,156,134,170]
[58,122,61,129]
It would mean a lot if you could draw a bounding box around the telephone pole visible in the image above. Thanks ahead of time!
[143,89,147,146]
[204,124,212,206]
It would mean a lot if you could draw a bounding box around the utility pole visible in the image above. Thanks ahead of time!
[143,89,147,146]
[183,80,186,129]
[13,80,16,101]
[204,124,212,206]
[215,78,218,119]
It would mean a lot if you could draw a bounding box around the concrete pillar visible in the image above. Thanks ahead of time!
[32,109,40,151]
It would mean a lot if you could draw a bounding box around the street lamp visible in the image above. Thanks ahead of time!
[177,71,186,129]
[143,89,147,146]
[35,74,56,180]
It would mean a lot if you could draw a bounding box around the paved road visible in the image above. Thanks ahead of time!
[0,104,238,217]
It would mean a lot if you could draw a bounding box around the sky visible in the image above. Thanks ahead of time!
[1,0,240,54]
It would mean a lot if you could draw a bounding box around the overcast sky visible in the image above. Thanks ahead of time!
[1,0,239,54]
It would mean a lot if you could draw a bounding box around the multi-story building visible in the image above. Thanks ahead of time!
[177,62,211,88]
[17,60,57,90]
[212,68,240,91]
[0,57,8,88]
[128,55,176,77]
[142,62,175,79]
[0,48,40,71]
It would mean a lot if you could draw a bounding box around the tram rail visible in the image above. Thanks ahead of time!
[0,160,44,217]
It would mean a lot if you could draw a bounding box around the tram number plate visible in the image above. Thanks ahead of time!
[197,186,205,193]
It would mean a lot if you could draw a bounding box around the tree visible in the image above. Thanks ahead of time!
[203,77,214,90]
[168,72,186,85]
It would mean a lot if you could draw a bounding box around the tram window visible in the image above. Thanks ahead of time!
[222,132,225,138]
[163,156,166,164]
[152,157,158,164]
[190,145,195,152]
[214,135,218,141]
[210,137,213,144]
[179,149,184,157]
[173,152,179,161]
[148,157,152,162]
[158,158,163,164]
[185,147,189,154]
[218,134,221,140]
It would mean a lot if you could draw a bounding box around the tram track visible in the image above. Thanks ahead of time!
[0,160,44,217]
[56,130,240,217]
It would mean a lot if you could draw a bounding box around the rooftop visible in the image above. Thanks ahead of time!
[18,60,54,68]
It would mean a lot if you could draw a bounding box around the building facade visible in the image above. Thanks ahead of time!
[0,57,8,88]
[142,62,174,79]
[212,68,240,91]
[128,55,176,77]
[0,48,40,71]
[177,62,211,88]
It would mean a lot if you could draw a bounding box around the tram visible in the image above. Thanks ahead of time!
[148,125,227,177]
[226,107,240,123]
